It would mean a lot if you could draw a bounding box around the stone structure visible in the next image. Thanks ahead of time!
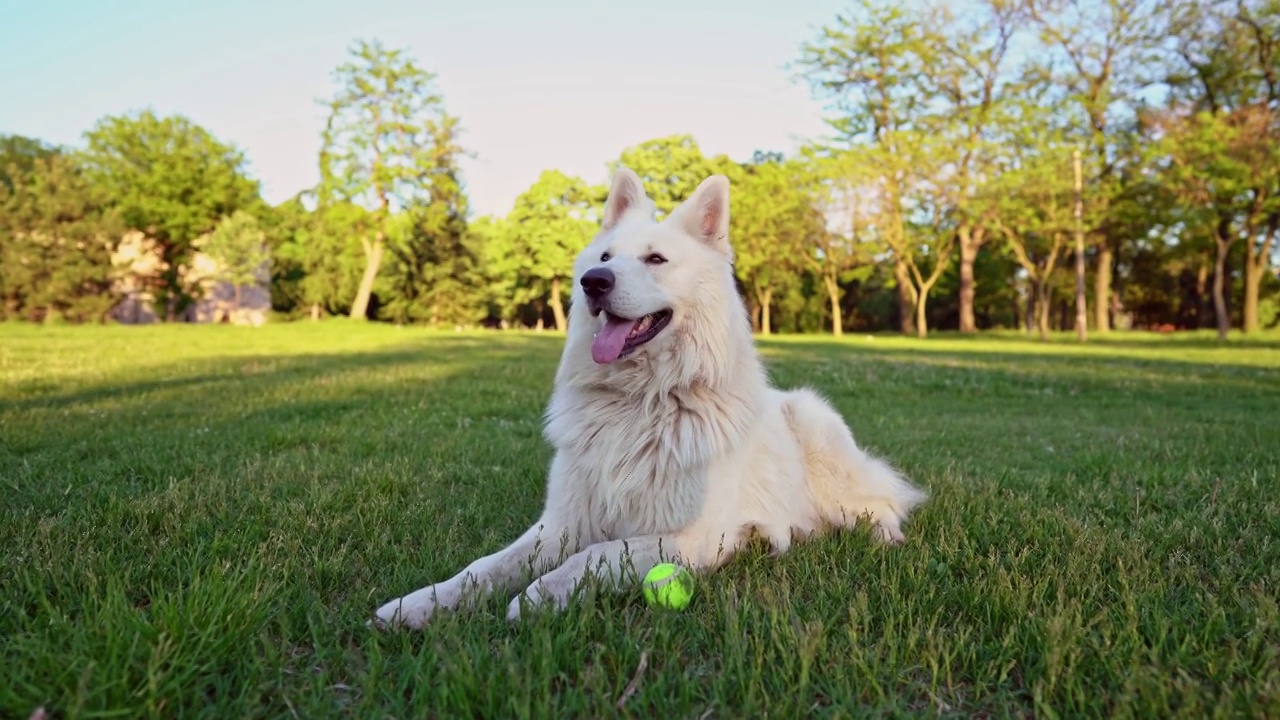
[108,230,270,326]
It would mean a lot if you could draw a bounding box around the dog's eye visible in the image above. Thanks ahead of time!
[601,252,612,262]
[645,253,667,265]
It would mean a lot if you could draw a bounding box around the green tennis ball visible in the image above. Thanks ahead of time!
[642,563,695,610]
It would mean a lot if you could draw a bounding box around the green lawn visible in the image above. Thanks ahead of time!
[2,321,1278,719]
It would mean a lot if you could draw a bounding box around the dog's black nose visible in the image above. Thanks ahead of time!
[580,267,615,299]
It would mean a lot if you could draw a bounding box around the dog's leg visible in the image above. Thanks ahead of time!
[374,518,578,629]
[780,388,928,543]
[504,531,733,621]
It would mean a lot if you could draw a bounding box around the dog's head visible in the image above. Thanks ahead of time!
[568,167,738,367]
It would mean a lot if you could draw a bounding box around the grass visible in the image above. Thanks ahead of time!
[2,320,1278,719]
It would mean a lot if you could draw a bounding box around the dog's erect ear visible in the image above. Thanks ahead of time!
[601,167,649,231]
[668,174,731,255]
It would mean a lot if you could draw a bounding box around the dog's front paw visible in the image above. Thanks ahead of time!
[505,580,570,622]
[372,585,453,630]
[872,517,906,545]
[505,594,526,622]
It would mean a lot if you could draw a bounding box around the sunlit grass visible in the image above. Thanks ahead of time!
[2,322,1278,718]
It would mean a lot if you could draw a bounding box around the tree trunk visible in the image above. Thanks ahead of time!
[549,276,567,331]
[1035,281,1052,342]
[310,303,321,321]
[824,274,843,337]
[914,294,929,339]
[1013,289,1025,333]
[912,261,947,340]
[1024,277,1035,334]
[1243,223,1276,334]
[350,232,385,321]
[1243,260,1262,334]
[1073,150,1088,342]
[895,258,915,335]
[1195,260,1209,329]
[760,286,773,336]
[1094,243,1112,334]
[958,229,978,334]
[1212,229,1232,341]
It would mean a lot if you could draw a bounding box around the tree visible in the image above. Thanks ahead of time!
[502,170,599,331]
[989,121,1078,340]
[198,210,269,312]
[927,0,1019,333]
[382,113,483,327]
[81,112,262,320]
[319,38,466,321]
[901,147,961,338]
[1022,0,1168,333]
[1151,108,1276,340]
[609,135,741,218]
[731,155,820,335]
[1160,0,1280,336]
[0,152,122,323]
[466,215,521,326]
[796,0,956,337]
[80,110,261,320]
[0,134,58,191]
[805,150,890,336]
[257,196,311,317]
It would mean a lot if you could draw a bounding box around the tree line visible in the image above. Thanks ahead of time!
[2,0,1277,339]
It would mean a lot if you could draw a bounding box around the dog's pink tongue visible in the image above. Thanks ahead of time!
[591,316,637,364]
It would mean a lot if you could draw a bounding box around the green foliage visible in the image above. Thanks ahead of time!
[79,110,262,318]
[0,152,122,323]
[509,170,598,283]
[1260,289,1280,329]
[380,113,483,327]
[268,196,370,318]
[1,3,1278,336]
[795,1,965,335]
[610,135,741,218]
[319,39,468,321]
[197,210,270,308]
[319,39,452,213]
[501,170,599,329]
[797,0,943,141]
[731,156,820,331]
[465,215,518,325]
[0,134,59,191]
[1157,0,1280,335]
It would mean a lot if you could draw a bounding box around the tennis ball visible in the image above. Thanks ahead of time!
[642,563,695,610]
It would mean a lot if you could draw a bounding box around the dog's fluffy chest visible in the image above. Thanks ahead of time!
[543,385,751,539]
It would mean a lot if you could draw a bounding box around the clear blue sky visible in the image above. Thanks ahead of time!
[0,0,848,217]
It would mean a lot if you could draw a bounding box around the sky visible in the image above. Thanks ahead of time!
[0,0,850,218]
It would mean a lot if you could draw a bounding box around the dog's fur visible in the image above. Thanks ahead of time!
[374,168,928,627]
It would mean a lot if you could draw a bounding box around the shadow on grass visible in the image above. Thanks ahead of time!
[4,332,568,412]
[5,329,1274,518]
[1,334,566,498]
[7,329,1277,468]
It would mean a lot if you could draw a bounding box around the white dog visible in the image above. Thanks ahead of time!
[374,168,928,627]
